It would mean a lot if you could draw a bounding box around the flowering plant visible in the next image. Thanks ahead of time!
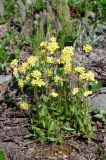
[11,37,95,143]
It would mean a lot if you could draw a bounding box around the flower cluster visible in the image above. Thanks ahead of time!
[83,90,92,97]
[75,66,85,74]
[10,55,45,89]
[40,37,59,54]
[75,66,95,82]
[10,38,95,102]
[10,59,18,68]
[64,63,72,74]
[54,75,62,83]
[47,37,59,54]
[60,46,74,64]
[83,44,92,53]
[20,101,29,110]
[46,56,54,64]
[79,71,95,82]
[27,56,38,66]
[40,41,47,49]
[45,69,52,77]
[74,66,95,96]
[72,87,79,95]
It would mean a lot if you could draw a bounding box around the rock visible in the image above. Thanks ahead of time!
[0,75,12,85]
[4,126,29,137]
[97,24,106,33]
[0,75,12,101]
[87,11,95,20]
[89,88,106,111]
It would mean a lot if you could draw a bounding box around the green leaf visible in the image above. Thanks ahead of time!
[48,121,55,132]
[39,106,47,117]
[33,126,45,139]
[64,126,75,131]
[0,47,8,64]
[42,120,46,128]
[94,114,104,119]
[89,81,102,92]
[100,110,106,115]
[90,108,100,115]
[48,137,56,142]
[8,53,16,63]
[0,149,6,160]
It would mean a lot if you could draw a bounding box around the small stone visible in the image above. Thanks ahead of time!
[87,11,95,19]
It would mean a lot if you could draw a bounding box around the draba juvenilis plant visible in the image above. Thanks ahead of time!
[10,37,95,143]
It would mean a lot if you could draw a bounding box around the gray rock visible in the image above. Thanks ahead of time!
[89,88,106,111]
[97,24,106,33]
[87,11,95,19]
[0,75,12,101]
[4,126,29,137]
[0,75,12,85]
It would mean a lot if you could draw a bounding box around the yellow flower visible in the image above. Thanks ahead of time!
[62,46,74,56]
[39,49,46,57]
[64,63,72,74]
[45,69,52,77]
[31,70,41,78]
[13,68,18,76]
[79,73,86,81]
[19,62,28,73]
[46,56,54,64]
[25,75,30,83]
[36,79,45,87]
[18,79,24,89]
[83,90,92,97]
[72,87,79,95]
[60,53,71,64]
[27,56,38,66]
[79,71,95,81]
[40,41,47,49]
[31,79,45,87]
[47,37,59,54]
[85,71,95,81]
[83,44,92,53]
[31,79,36,86]
[75,66,85,74]
[60,46,74,64]
[50,92,58,97]
[20,102,29,110]
[54,75,62,83]
[50,36,57,42]
[10,59,18,68]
